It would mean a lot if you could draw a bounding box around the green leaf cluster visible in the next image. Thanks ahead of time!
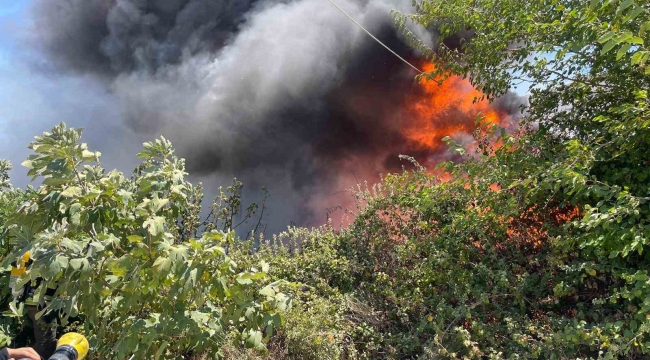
[1,124,293,359]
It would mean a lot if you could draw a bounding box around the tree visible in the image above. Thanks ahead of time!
[389,0,650,357]
[1,123,292,359]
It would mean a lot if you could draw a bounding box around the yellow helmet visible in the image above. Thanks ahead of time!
[57,333,89,360]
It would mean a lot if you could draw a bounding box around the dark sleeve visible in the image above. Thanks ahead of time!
[0,348,11,360]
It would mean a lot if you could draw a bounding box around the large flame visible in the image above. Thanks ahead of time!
[402,63,503,159]
[315,61,516,224]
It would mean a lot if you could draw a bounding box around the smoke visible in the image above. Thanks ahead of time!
[31,0,258,74]
[25,0,522,231]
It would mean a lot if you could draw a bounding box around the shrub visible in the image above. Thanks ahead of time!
[1,124,293,359]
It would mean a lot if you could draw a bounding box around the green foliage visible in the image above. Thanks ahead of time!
[203,178,266,234]
[1,123,293,359]
[0,162,30,347]
[0,161,11,191]
[273,296,349,360]
[389,0,650,357]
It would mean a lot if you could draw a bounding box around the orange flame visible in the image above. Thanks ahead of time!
[313,61,515,225]
[402,63,502,155]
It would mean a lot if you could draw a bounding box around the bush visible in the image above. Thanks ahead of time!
[0,124,293,359]
[1,114,649,358]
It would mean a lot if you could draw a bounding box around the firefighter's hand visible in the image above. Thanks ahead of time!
[6,347,41,360]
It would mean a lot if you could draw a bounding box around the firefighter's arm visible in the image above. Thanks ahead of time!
[0,347,40,360]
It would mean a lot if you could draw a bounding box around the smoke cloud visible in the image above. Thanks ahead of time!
[23,0,523,232]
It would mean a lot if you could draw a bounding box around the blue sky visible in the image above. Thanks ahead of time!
[0,0,35,185]
[0,0,142,188]
[0,0,30,76]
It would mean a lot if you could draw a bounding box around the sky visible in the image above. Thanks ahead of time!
[0,0,36,184]
[0,0,143,189]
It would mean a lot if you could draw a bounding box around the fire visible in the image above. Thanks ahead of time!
[315,61,516,225]
[402,63,502,158]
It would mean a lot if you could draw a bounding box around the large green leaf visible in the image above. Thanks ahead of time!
[143,216,165,237]
[245,329,264,350]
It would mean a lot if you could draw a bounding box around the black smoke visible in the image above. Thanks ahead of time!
[26,0,522,230]
[32,0,258,74]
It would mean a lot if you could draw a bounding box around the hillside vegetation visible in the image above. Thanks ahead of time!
[1,0,650,358]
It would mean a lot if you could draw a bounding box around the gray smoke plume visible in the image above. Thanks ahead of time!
[25,0,520,232]
[32,0,258,74]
